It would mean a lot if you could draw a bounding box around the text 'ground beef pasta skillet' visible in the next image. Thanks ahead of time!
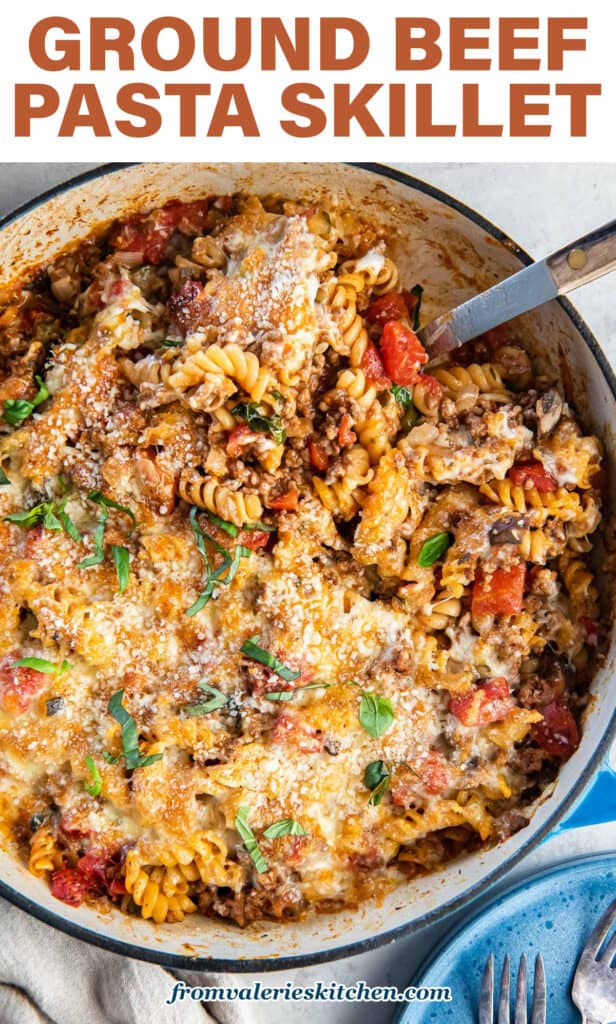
[0,163,614,970]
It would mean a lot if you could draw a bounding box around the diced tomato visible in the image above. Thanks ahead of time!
[155,199,210,233]
[508,460,557,493]
[308,440,329,472]
[272,711,323,753]
[531,700,580,760]
[449,677,513,727]
[380,320,428,386]
[417,373,442,400]
[267,490,299,512]
[0,654,44,715]
[472,563,526,618]
[239,529,271,551]
[226,423,256,458]
[50,868,89,908]
[78,847,126,899]
[337,414,356,447]
[580,616,599,647]
[110,200,210,265]
[360,341,390,388]
[364,292,409,327]
[419,751,452,795]
[285,835,310,864]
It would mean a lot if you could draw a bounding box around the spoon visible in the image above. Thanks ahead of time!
[417,218,616,357]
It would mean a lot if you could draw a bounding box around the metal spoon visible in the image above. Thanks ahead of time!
[418,218,616,357]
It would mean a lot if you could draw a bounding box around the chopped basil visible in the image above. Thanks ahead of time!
[409,283,424,331]
[265,681,329,702]
[54,498,82,542]
[234,806,269,874]
[206,510,239,538]
[231,402,286,445]
[87,491,136,526]
[263,819,307,839]
[391,384,414,409]
[5,498,81,541]
[243,521,276,533]
[186,507,250,616]
[77,510,107,568]
[418,532,452,568]
[11,657,71,676]
[364,760,390,806]
[359,693,395,739]
[111,545,130,593]
[240,637,300,683]
[106,689,163,770]
[84,755,102,797]
[3,376,50,426]
[0,467,10,486]
[46,697,65,716]
[160,338,184,348]
[185,682,229,716]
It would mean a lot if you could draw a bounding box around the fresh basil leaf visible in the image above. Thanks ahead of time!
[265,681,329,702]
[3,376,50,426]
[55,499,82,542]
[111,545,130,593]
[185,682,229,716]
[240,637,301,683]
[107,689,162,771]
[231,402,286,445]
[11,657,70,675]
[263,819,307,839]
[77,509,108,569]
[364,760,391,806]
[224,544,251,585]
[6,498,81,542]
[418,532,452,568]
[391,384,414,409]
[160,338,184,348]
[359,693,394,739]
[234,806,269,874]
[242,521,276,533]
[410,284,423,331]
[5,376,49,425]
[206,511,239,537]
[0,467,10,486]
[84,755,102,797]
[87,491,136,526]
[102,751,120,765]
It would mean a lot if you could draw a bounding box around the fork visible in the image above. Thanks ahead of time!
[479,953,547,1023]
[572,897,616,1023]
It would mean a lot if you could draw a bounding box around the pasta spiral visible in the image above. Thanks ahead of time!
[170,341,273,403]
[312,445,373,520]
[118,355,173,388]
[420,590,465,631]
[336,369,378,412]
[178,472,262,526]
[29,827,60,877]
[559,550,598,616]
[433,364,508,410]
[480,479,582,524]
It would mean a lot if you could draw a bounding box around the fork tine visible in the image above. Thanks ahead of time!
[530,954,546,1024]
[514,955,527,1024]
[580,898,616,960]
[498,954,510,1024]
[479,954,494,1024]
[599,927,616,964]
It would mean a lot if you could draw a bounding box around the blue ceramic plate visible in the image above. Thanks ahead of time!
[395,854,616,1023]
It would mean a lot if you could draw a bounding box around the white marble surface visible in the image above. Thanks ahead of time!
[0,163,615,1023]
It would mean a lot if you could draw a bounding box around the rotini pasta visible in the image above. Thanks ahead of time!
[178,473,262,526]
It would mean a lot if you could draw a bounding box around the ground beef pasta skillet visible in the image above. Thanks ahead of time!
[0,193,604,928]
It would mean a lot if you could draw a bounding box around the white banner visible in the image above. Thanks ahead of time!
[0,0,614,161]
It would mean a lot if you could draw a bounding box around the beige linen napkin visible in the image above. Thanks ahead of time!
[0,897,251,1024]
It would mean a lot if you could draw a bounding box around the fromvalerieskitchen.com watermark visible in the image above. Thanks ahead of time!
[166,980,452,1005]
